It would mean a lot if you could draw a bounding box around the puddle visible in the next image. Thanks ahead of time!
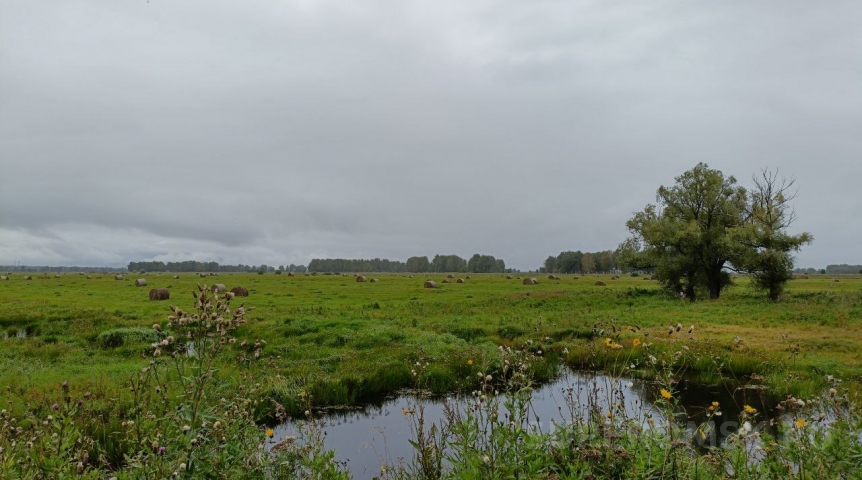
[271,370,781,478]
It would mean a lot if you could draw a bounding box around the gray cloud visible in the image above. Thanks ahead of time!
[2,0,860,270]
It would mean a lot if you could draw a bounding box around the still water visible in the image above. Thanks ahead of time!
[271,369,777,478]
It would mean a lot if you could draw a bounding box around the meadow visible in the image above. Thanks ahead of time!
[1,272,860,478]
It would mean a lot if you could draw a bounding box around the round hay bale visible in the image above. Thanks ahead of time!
[86,275,92,279]
[572,276,579,280]
[456,278,465,284]
[199,273,207,278]
[23,275,32,280]
[506,275,513,279]
[230,286,249,297]
[0,276,7,280]
[523,278,536,285]
[54,274,60,278]
[446,274,455,279]
[173,275,179,280]
[643,277,650,280]
[287,272,295,277]
[114,275,123,280]
[356,275,367,283]
[465,275,471,279]
[548,275,559,280]
[370,278,380,283]
[595,281,606,286]
[442,279,452,284]
[833,278,840,282]
[423,280,437,288]
[148,288,170,301]
[135,278,147,287]
[212,284,226,293]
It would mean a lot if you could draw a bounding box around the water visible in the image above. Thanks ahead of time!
[270,370,780,478]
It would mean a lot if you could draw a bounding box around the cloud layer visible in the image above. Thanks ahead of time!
[2,0,860,269]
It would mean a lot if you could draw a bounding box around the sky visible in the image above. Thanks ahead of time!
[1,0,860,271]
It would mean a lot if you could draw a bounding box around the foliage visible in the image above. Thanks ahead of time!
[618,164,811,301]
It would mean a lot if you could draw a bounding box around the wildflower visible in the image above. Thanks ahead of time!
[300,391,307,398]
[744,405,757,415]
[660,389,672,400]
[632,338,641,347]
[485,375,492,382]
[648,418,654,426]
[606,412,613,419]
[467,359,473,365]
[158,446,166,455]
[265,429,274,438]
[829,388,837,397]
[740,421,752,434]
[153,323,161,332]
[402,408,408,416]
[52,403,59,410]
[709,401,719,412]
[62,380,69,389]
[482,454,490,463]
[795,418,806,428]
[182,425,191,433]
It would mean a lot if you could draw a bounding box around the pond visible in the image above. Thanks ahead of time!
[270,369,779,479]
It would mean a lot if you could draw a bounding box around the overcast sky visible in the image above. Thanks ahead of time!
[1,0,860,270]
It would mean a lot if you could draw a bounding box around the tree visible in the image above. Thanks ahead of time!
[406,256,430,273]
[580,253,595,273]
[734,169,813,301]
[618,164,811,301]
[543,256,557,274]
[555,251,583,274]
[618,163,747,301]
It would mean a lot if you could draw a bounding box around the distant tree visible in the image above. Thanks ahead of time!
[555,251,583,274]
[580,253,596,274]
[406,256,430,273]
[543,256,557,274]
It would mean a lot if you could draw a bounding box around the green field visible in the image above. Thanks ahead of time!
[2,272,862,478]
[2,271,860,414]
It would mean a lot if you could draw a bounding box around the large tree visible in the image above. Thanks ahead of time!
[618,163,747,301]
[618,164,811,301]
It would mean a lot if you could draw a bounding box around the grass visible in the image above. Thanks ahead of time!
[1,273,861,416]
[1,272,861,477]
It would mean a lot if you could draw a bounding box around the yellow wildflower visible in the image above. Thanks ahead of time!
[467,359,473,365]
[606,412,613,419]
[632,338,642,347]
[265,429,274,438]
[648,418,655,426]
[795,418,806,428]
[402,408,408,416]
[709,401,719,412]
[660,389,672,400]
[744,405,757,415]
[300,391,307,398]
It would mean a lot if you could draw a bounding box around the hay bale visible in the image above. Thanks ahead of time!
[424,280,437,288]
[370,278,380,283]
[54,274,60,278]
[465,275,471,279]
[173,275,179,280]
[446,274,455,279]
[230,286,249,297]
[135,278,147,287]
[148,288,170,301]
[506,275,513,279]
[212,284,226,293]
[523,278,536,285]
[595,281,606,286]
[442,279,452,284]
[548,275,559,280]
[457,278,465,284]
[0,276,7,280]
[356,275,367,283]
[115,275,123,281]
[287,272,295,277]
[23,275,32,280]
[833,278,840,282]
[572,276,579,280]
[87,275,92,279]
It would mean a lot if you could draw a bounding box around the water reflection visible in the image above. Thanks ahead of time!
[273,370,784,478]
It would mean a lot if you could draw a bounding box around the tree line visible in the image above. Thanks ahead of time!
[540,250,618,274]
[126,261,307,273]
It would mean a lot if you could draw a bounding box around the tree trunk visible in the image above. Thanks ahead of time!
[707,265,723,299]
